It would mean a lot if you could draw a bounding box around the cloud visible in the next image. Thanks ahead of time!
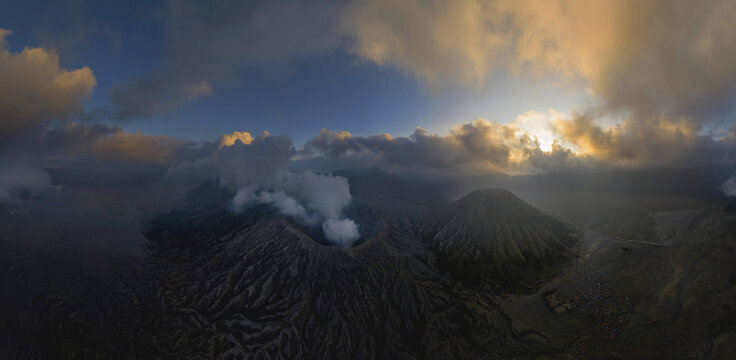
[111,0,343,119]
[506,0,736,120]
[39,122,121,152]
[524,141,599,174]
[17,122,190,167]
[551,113,736,167]
[341,0,736,167]
[2,15,730,193]
[218,131,254,148]
[0,32,190,193]
[160,130,256,186]
[303,111,736,174]
[722,177,736,197]
[110,74,212,119]
[0,121,196,191]
[0,29,96,139]
[342,0,736,120]
[91,131,189,165]
[341,0,508,90]
[303,117,595,174]
[107,0,736,122]
[105,0,736,186]
[217,132,295,189]
[0,156,53,201]
[214,132,360,247]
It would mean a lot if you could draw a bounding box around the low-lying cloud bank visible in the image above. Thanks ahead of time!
[300,114,736,175]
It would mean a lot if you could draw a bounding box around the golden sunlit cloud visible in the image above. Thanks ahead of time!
[343,0,508,90]
[218,131,255,148]
[340,0,736,171]
[2,2,735,178]
[343,0,736,118]
[305,118,595,175]
[0,29,96,138]
[507,110,567,153]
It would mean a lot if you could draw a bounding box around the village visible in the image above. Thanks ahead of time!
[543,270,636,340]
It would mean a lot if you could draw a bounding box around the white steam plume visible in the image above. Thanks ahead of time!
[218,133,360,247]
[322,219,360,248]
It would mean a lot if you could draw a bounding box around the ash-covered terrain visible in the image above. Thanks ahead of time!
[1,168,735,359]
[128,171,579,359]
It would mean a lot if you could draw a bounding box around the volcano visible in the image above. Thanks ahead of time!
[124,173,577,358]
[17,171,578,359]
[424,189,577,288]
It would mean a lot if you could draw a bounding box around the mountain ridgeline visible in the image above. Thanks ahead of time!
[128,170,578,358]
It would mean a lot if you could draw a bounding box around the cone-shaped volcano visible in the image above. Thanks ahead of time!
[428,189,577,288]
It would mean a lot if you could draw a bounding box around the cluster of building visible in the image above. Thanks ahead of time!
[542,270,635,340]
[571,271,635,340]
[542,288,574,314]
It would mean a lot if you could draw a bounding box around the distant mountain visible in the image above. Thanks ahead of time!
[422,189,577,288]
[447,166,736,200]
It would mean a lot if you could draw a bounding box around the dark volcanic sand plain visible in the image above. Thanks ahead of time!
[504,192,736,359]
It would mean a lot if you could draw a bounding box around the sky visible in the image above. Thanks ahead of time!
[0,0,590,144]
[1,0,736,198]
